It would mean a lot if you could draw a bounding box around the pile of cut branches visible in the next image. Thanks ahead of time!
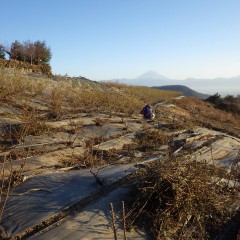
[127,158,239,239]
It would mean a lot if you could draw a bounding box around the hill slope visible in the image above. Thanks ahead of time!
[0,69,240,239]
[153,85,210,99]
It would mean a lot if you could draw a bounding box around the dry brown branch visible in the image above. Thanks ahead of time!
[0,157,13,220]
[110,202,118,240]
[122,201,127,240]
[126,157,238,239]
[90,169,104,186]
[0,156,6,204]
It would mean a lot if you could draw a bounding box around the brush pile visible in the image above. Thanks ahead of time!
[127,157,240,239]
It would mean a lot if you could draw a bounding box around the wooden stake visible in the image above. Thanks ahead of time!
[122,201,127,240]
[110,202,117,240]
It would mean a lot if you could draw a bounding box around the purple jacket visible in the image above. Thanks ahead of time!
[141,105,152,119]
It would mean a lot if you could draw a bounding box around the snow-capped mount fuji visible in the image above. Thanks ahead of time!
[107,71,174,87]
[136,71,169,80]
[103,71,240,96]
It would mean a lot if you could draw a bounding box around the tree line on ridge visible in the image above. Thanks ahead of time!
[0,40,51,65]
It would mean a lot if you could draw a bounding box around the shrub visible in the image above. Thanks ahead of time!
[206,93,222,105]
[127,159,236,239]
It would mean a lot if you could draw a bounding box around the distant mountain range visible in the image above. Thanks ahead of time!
[104,71,240,96]
[153,85,210,99]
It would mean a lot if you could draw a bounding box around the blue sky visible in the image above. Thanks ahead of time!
[1,0,240,80]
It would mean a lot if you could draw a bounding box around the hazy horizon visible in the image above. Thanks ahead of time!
[2,0,240,82]
[100,70,239,96]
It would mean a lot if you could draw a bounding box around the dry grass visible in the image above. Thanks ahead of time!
[0,70,181,120]
[135,129,169,151]
[123,125,240,239]
[127,158,239,239]
[0,69,46,100]
[0,152,29,221]
[171,97,240,137]
[0,109,51,145]
[60,150,106,169]
[103,82,181,105]
[0,59,52,77]
[0,69,239,239]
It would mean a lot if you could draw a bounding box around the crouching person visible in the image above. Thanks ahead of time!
[140,104,155,120]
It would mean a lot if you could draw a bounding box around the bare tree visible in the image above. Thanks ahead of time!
[24,41,35,65]
[34,40,51,64]
[10,40,24,61]
[0,40,52,65]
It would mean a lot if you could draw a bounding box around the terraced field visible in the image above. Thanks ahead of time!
[0,70,239,239]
